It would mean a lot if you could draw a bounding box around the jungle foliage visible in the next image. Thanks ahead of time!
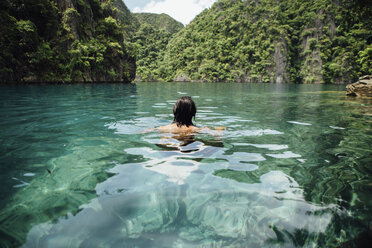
[128,13,184,81]
[141,0,372,83]
[1,0,371,83]
[0,0,136,82]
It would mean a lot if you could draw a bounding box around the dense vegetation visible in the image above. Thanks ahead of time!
[1,0,371,83]
[155,0,372,83]
[129,13,183,81]
[0,0,136,82]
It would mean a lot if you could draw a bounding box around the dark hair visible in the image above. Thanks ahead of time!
[173,96,196,127]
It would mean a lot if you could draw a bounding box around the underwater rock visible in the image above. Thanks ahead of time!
[346,75,372,97]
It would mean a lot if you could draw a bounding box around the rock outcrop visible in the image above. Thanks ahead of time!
[174,73,191,82]
[274,40,289,84]
[346,75,372,97]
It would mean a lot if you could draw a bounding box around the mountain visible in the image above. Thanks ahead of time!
[2,0,370,84]
[0,0,136,83]
[113,0,139,38]
[130,13,184,81]
[134,13,184,34]
[159,0,372,83]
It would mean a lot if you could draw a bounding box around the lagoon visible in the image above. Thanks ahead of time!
[0,82,371,247]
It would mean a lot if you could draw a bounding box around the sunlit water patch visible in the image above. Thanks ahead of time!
[0,83,371,247]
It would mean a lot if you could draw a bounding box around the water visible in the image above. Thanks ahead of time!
[0,82,371,248]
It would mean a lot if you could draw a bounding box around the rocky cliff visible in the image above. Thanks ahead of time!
[346,75,372,97]
[0,0,136,83]
[158,0,372,83]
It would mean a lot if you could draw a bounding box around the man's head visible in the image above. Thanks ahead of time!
[173,96,196,127]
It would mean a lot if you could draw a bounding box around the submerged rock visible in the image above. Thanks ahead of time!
[346,75,372,97]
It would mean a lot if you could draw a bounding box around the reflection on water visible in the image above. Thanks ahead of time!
[0,83,371,247]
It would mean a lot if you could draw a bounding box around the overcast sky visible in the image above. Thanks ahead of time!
[123,0,218,25]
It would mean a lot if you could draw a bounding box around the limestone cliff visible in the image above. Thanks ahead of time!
[0,0,136,83]
[159,0,372,83]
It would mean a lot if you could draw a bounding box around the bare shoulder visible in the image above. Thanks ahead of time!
[157,124,201,133]
[157,124,175,132]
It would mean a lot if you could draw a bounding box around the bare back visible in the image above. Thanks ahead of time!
[157,123,201,134]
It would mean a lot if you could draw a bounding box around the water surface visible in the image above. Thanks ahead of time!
[0,82,371,247]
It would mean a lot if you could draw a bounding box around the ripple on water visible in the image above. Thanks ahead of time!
[198,106,218,109]
[266,151,302,159]
[12,177,29,188]
[287,121,312,126]
[227,129,284,138]
[232,143,288,151]
[23,173,36,177]
[198,110,214,113]
[105,117,163,134]
[1,83,369,248]
[227,163,258,171]
[330,125,346,130]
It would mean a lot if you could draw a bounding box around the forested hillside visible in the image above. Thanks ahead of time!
[158,0,372,83]
[0,0,136,83]
[1,0,370,83]
[129,13,184,81]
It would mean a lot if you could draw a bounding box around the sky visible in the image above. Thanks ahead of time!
[123,0,218,25]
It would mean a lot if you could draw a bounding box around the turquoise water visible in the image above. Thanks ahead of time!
[0,82,371,247]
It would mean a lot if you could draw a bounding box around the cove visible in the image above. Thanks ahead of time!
[0,82,371,247]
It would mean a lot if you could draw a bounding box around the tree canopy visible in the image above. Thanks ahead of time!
[134,0,372,83]
[0,0,136,82]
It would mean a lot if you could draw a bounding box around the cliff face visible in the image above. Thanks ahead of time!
[158,0,372,83]
[0,0,136,83]
[274,40,289,84]
[2,0,370,83]
[112,0,139,37]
